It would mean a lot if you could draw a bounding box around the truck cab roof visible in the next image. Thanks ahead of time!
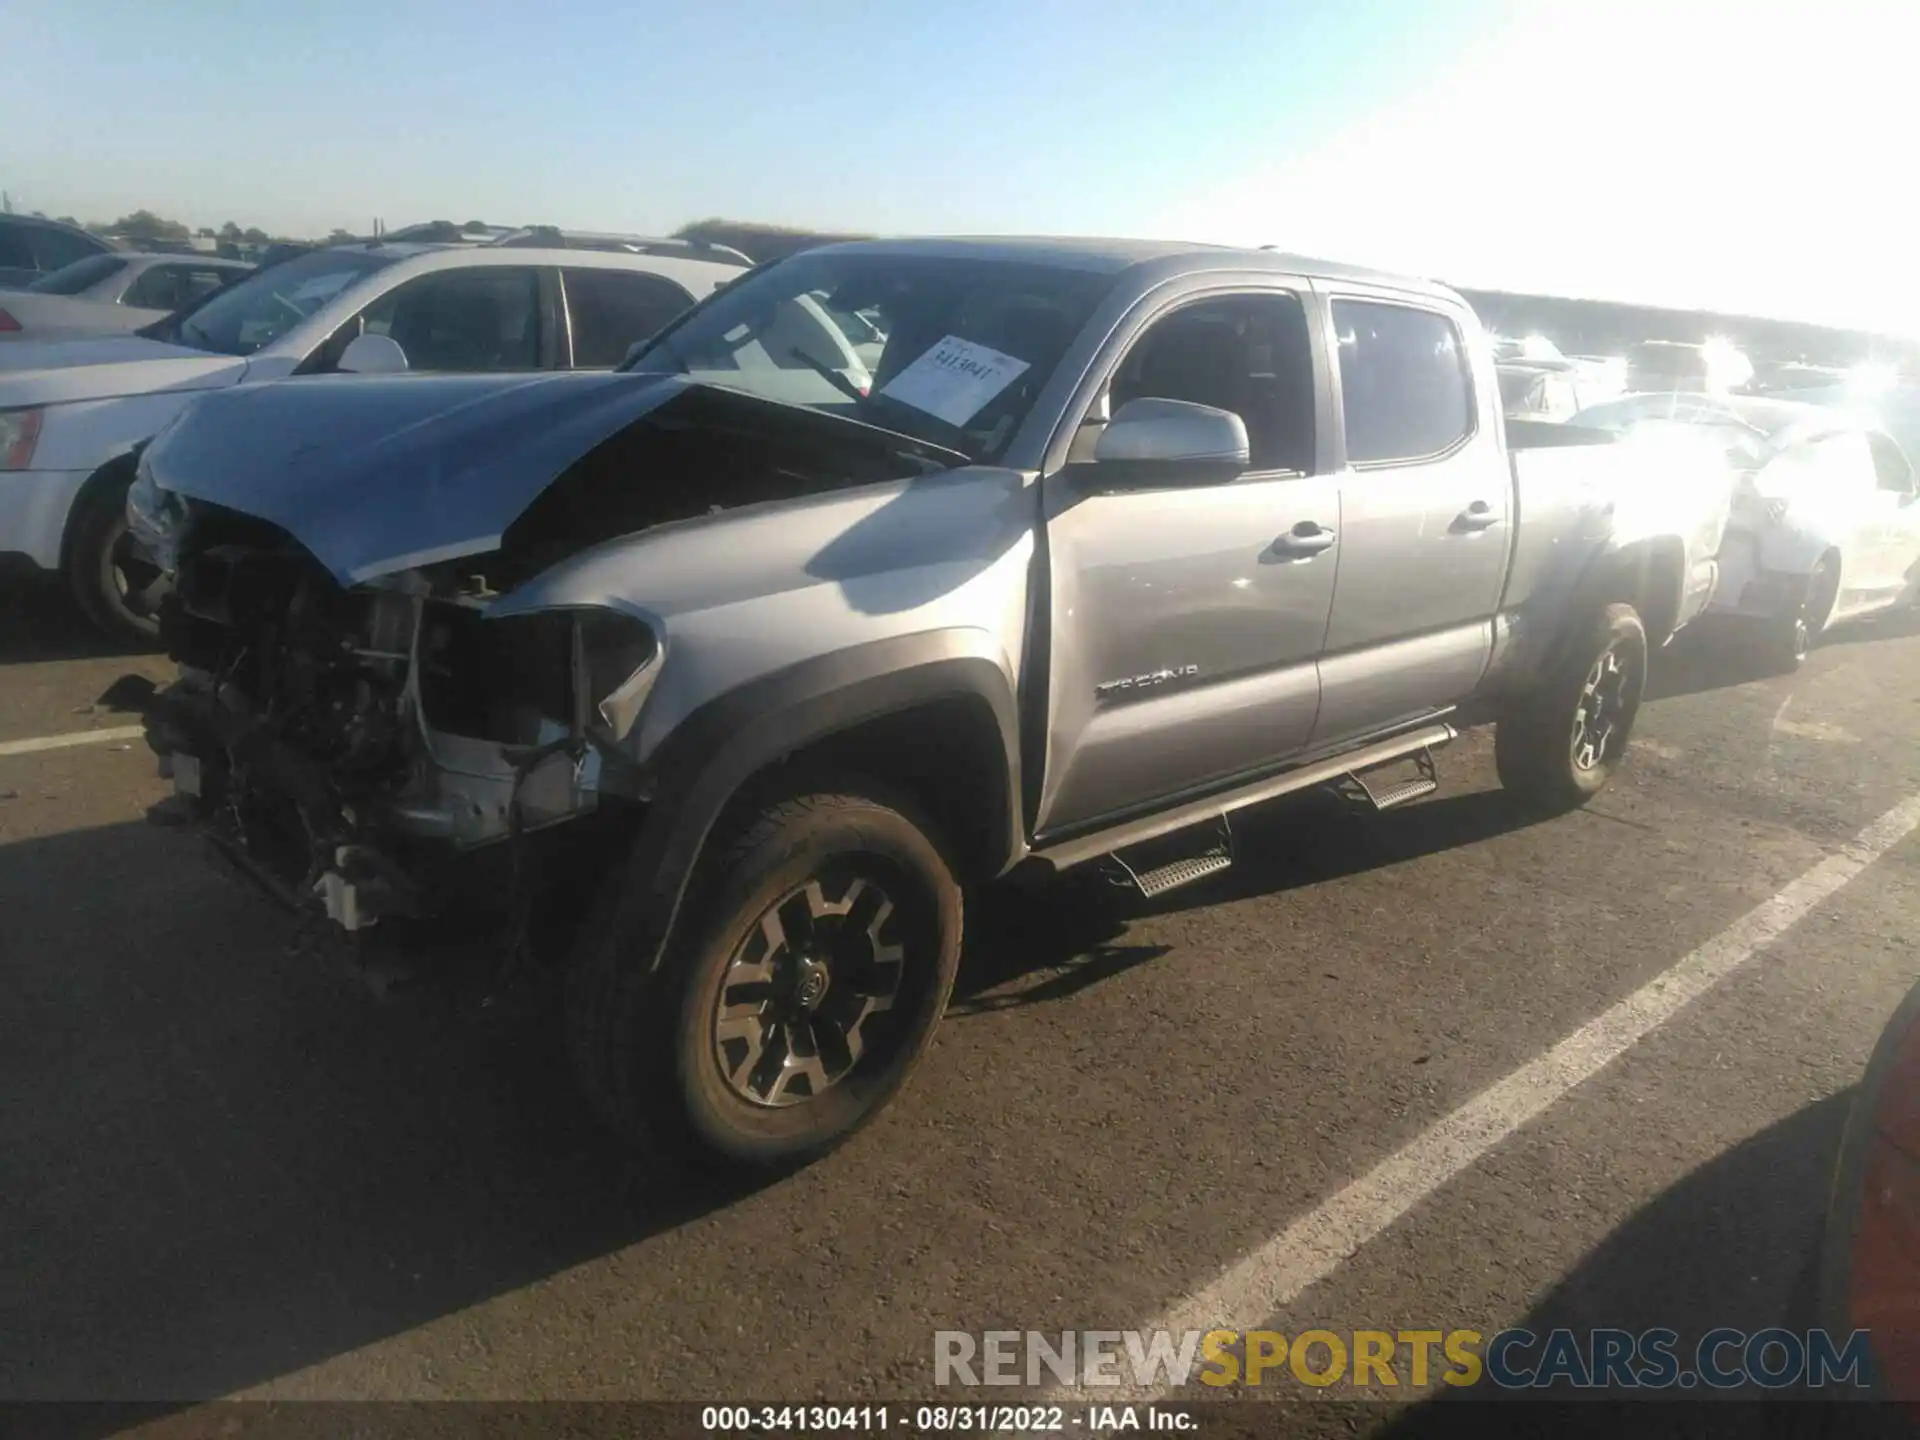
[806,235,1463,303]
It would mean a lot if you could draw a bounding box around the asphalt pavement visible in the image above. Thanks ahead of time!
[4,578,1918,1436]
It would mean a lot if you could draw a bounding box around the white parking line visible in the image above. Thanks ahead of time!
[0,725,146,759]
[1068,790,1920,1405]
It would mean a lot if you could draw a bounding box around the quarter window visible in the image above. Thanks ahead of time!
[1333,300,1473,465]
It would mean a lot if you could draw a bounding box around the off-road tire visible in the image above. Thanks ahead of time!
[566,783,962,1171]
[1495,603,1648,811]
[67,477,162,647]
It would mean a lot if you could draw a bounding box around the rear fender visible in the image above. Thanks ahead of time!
[1497,537,1686,696]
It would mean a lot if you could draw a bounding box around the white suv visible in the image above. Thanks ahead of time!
[0,236,746,641]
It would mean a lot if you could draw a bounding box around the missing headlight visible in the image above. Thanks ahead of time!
[419,607,575,745]
[575,609,662,742]
[417,605,661,747]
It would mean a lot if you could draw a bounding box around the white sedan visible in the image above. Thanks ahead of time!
[0,253,253,343]
[1571,392,1920,668]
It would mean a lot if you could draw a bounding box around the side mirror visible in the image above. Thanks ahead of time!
[1090,397,1250,487]
[337,333,410,375]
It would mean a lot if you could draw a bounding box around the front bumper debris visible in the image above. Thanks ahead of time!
[140,670,603,934]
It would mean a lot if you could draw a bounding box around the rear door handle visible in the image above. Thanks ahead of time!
[1272,522,1337,557]
[1452,500,1503,533]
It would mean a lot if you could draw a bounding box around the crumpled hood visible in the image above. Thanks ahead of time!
[145,369,700,584]
[0,333,244,403]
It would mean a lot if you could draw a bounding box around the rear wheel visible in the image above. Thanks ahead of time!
[67,478,167,647]
[1495,603,1649,811]
[567,783,962,1171]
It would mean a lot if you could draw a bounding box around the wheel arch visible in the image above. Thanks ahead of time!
[1551,535,1688,660]
[608,631,1024,991]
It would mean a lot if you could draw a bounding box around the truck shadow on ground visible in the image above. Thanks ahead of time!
[1648,608,1920,703]
[1369,1092,1857,1439]
[1646,628,1779,702]
[951,784,1551,1011]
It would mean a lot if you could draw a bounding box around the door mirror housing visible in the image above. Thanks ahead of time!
[337,333,410,375]
[1091,397,1250,487]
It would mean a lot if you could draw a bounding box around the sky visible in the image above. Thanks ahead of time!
[4,0,1915,334]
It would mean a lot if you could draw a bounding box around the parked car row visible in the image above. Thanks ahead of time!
[0,252,255,344]
[0,214,120,289]
[0,230,747,639]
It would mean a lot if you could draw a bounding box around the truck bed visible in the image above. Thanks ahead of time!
[1502,412,1737,638]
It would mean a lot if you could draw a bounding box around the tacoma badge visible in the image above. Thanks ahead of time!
[1095,664,1199,698]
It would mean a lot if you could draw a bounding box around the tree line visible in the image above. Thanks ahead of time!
[38,209,865,261]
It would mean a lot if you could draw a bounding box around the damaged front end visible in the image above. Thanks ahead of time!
[144,511,661,936]
[131,370,967,947]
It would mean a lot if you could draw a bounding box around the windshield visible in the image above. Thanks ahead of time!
[623,250,1117,461]
[28,254,129,295]
[153,248,392,357]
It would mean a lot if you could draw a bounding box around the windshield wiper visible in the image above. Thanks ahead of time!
[785,347,875,412]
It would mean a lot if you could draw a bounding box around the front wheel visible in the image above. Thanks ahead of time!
[1495,603,1649,811]
[67,479,167,647]
[567,783,963,1171]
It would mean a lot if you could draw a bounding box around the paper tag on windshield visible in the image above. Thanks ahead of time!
[878,336,1030,427]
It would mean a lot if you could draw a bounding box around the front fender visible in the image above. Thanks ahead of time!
[605,630,1023,990]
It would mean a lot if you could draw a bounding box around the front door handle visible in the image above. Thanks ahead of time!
[1272,521,1337,557]
[1452,500,1503,533]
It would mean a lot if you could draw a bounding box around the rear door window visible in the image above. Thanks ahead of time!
[562,268,694,368]
[356,266,542,371]
[1333,299,1475,465]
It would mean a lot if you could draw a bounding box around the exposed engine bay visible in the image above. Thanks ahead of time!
[143,513,651,935]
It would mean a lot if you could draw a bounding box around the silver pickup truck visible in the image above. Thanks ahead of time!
[128,238,1733,1170]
